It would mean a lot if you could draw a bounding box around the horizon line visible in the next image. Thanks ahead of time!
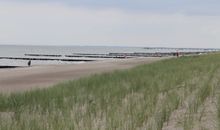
[0,44,219,50]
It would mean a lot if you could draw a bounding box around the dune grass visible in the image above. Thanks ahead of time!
[1,53,220,129]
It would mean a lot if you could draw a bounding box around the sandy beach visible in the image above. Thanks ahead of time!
[0,57,166,93]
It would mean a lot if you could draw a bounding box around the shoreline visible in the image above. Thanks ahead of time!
[0,57,167,93]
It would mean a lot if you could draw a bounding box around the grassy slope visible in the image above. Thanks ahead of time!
[1,54,220,130]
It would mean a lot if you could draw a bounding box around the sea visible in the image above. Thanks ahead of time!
[0,45,217,67]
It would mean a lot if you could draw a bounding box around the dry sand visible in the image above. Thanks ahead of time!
[0,57,166,93]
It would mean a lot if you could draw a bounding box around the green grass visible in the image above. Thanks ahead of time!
[1,53,220,130]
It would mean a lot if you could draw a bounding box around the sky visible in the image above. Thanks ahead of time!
[0,0,220,48]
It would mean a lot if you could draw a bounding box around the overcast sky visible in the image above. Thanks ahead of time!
[0,0,220,48]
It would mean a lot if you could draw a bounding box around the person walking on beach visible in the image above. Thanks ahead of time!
[28,60,31,67]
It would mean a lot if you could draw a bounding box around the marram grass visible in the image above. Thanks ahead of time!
[1,53,220,130]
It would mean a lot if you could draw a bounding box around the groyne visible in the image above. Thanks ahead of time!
[68,51,210,58]
[25,54,62,57]
[0,51,217,68]
[0,66,20,69]
[0,57,95,62]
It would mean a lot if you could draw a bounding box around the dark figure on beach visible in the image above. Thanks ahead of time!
[173,52,180,57]
[28,60,31,67]
[176,52,179,57]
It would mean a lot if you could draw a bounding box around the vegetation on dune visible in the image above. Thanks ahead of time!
[1,53,220,129]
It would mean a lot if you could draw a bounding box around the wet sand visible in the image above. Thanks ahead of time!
[0,57,166,93]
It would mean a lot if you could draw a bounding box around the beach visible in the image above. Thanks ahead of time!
[1,54,220,129]
[0,57,165,93]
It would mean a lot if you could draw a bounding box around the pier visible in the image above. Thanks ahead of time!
[144,47,220,52]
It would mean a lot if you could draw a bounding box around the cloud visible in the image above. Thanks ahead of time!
[0,2,220,48]
[3,0,220,15]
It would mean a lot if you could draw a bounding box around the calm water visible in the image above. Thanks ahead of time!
[0,45,148,57]
[0,45,147,66]
[0,45,215,66]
